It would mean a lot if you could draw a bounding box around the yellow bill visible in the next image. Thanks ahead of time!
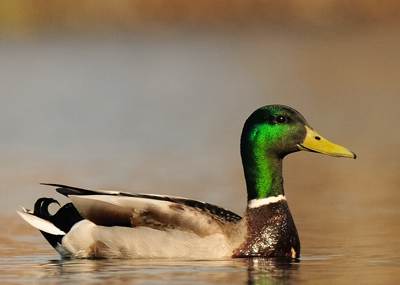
[298,126,356,159]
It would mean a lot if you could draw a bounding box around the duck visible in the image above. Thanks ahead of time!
[17,105,356,259]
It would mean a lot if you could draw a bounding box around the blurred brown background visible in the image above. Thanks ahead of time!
[1,0,400,34]
[0,1,399,273]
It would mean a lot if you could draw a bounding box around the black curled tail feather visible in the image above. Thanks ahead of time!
[33,198,64,249]
[34,198,60,219]
[33,197,83,249]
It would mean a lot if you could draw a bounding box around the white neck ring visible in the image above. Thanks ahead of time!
[248,195,286,208]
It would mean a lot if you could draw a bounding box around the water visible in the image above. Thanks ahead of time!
[1,219,399,285]
[1,26,400,283]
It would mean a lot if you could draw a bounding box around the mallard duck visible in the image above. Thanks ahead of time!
[18,105,355,259]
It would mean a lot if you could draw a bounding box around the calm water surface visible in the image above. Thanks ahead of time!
[1,215,399,285]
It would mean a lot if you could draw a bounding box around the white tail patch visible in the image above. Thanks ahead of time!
[248,195,286,208]
[17,210,66,235]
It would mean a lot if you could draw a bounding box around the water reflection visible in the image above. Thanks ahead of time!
[246,258,299,285]
[37,258,248,284]
[2,249,400,284]
[24,257,300,285]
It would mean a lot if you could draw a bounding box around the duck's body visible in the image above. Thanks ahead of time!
[18,105,355,259]
[19,184,298,259]
[21,185,245,259]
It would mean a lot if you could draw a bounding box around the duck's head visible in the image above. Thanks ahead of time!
[241,105,356,160]
[241,105,356,200]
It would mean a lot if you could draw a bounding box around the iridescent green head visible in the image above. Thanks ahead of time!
[241,105,308,159]
[241,105,356,201]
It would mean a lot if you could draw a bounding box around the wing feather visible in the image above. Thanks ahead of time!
[42,183,241,222]
[42,184,242,236]
[69,195,228,236]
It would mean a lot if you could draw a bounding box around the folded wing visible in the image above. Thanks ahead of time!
[44,184,242,237]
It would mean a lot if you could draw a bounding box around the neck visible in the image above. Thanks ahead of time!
[241,132,284,201]
[243,152,284,201]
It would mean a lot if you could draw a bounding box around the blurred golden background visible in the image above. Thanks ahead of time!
[0,2,399,283]
[1,0,400,35]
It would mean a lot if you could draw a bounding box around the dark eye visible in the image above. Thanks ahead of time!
[276,115,287,123]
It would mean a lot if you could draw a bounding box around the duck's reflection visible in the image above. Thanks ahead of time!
[246,258,299,285]
[39,257,299,284]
